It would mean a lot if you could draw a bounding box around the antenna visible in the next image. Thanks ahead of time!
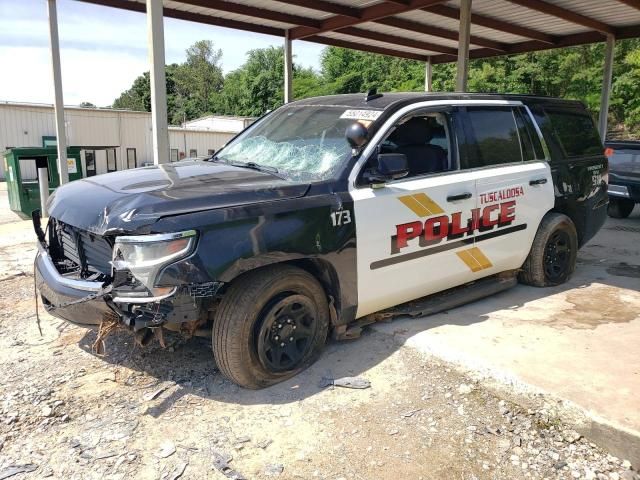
[365,88,383,102]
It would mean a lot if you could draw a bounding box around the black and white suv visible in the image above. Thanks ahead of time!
[35,93,609,389]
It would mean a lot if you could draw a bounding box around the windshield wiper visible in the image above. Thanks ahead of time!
[226,160,285,179]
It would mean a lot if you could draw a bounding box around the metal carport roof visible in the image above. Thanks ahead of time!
[76,0,640,63]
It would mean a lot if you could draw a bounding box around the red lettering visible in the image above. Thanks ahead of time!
[449,212,469,236]
[467,208,481,233]
[424,215,449,241]
[396,221,423,249]
[499,200,516,224]
[481,204,500,228]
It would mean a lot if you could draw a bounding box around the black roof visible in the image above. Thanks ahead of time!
[291,92,586,111]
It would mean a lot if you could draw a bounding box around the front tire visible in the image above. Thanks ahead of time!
[607,197,635,219]
[212,265,329,389]
[519,212,578,287]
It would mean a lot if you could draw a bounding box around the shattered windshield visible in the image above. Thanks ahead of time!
[215,105,376,182]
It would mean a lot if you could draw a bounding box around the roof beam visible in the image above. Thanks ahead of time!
[337,26,459,55]
[615,0,640,10]
[502,0,615,35]
[425,4,558,45]
[303,35,440,62]
[430,24,640,64]
[78,0,284,36]
[177,0,321,29]
[269,0,360,19]
[375,16,507,52]
[290,0,449,40]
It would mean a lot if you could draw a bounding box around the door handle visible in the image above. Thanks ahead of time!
[447,192,472,202]
[529,178,548,186]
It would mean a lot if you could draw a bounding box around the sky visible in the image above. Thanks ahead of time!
[0,0,325,107]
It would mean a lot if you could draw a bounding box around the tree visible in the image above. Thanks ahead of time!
[215,46,326,116]
[113,41,222,124]
[113,72,150,111]
[174,40,223,119]
[113,39,640,137]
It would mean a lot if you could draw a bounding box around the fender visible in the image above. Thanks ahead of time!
[153,191,358,327]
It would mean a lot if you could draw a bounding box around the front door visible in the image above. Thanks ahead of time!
[352,108,479,318]
[353,172,478,317]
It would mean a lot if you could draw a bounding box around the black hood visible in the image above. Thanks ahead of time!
[47,161,310,235]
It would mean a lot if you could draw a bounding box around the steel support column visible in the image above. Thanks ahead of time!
[47,0,68,184]
[456,0,472,92]
[147,0,169,164]
[284,29,293,103]
[38,168,50,217]
[598,34,615,140]
[425,56,433,92]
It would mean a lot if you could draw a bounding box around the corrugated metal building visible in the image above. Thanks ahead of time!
[0,101,245,179]
[182,115,255,132]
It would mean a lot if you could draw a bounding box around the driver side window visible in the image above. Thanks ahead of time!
[372,111,453,179]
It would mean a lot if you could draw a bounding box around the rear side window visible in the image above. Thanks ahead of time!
[515,107,545,160]
[545,109,601,158]
[461,107,523,169]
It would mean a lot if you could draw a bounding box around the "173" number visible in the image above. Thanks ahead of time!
[330,210,352,227]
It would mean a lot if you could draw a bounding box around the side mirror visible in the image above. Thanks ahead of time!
[377,153,408,180]
[345,122,368,149]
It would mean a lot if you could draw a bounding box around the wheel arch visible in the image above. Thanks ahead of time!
[220,258,343,328]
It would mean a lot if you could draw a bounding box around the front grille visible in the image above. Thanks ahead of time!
[50,219,113,276]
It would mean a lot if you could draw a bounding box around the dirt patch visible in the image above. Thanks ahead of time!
[545,286,640,329]
[607,262,640,279]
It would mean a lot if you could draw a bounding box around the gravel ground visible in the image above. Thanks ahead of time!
[0,229,638,479]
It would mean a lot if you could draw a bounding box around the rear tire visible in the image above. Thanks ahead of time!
[607,197,635,219]
[519,212,578,287]
[212,265,329,389]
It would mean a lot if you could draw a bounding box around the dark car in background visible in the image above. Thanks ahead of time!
[605,141,640,218]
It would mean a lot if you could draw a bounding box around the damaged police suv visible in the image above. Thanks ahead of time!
[35,93,608,389]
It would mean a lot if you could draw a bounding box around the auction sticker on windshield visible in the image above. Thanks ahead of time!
[340,109,383,121]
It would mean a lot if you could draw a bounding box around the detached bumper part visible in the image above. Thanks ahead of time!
[36,243,180,325]
[35,244,111,326]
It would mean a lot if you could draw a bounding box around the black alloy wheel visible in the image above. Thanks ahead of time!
[543,230,572,283]
[519,212,578,287]
[212,265,329,389]
[256,295,319,373]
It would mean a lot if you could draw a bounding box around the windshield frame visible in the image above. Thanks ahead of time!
[212,103,386,183]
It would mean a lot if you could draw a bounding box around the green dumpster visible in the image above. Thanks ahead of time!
[3,147,82,218]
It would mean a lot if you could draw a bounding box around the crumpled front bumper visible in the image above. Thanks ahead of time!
[35,243,113,326]
[35,242,211,330]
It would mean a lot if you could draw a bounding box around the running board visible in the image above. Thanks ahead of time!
[335,271,518,340]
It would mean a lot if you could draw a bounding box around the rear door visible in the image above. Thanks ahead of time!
[459,106,554,272]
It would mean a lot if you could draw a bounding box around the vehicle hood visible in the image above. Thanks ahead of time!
[47,161,310,235]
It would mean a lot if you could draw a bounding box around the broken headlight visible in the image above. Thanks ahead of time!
[112,230,197,294]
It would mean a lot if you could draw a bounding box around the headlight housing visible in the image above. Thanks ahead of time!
[112,230,197,293]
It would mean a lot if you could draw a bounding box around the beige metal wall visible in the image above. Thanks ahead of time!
[168,128,235,159]
[0,103,235,178]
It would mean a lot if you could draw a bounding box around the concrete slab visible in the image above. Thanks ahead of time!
[0,188,24,225]
[374,209,640,464]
